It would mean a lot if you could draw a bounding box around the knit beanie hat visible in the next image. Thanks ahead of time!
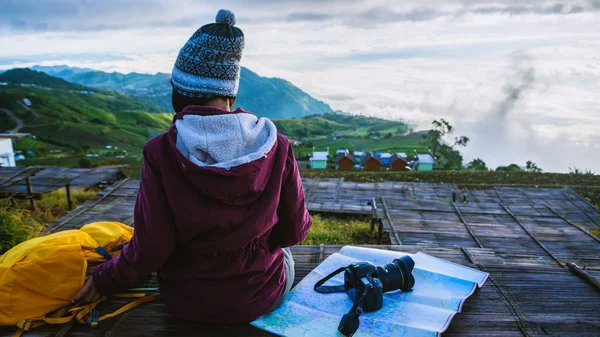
[171,9,244,98]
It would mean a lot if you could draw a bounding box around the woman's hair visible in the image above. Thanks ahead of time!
[171,90,236,112]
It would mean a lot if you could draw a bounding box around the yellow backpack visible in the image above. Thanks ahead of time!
[0,222,158,335]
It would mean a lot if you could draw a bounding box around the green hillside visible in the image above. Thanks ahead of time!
[31,65,334,118]
[273,113,409,139]
[0,68,421,164]
[0,82,171,152]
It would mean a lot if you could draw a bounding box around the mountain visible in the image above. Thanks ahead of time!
[237,68,332,119]
[0,70,409,158]
[0,68,91,91]
[31,65,334,118]
[31,65,95,76]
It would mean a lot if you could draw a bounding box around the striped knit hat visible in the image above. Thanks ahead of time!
[171,9,244,98]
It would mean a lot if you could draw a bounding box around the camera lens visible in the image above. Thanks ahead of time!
[374,256,415,293]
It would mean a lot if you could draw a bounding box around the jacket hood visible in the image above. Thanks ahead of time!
[168,105,279,206]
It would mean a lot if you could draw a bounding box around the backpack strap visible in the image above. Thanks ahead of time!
[13,292,159,336]
[12,306,72,337]
[15,300,101,334]
[95,293,160,322]
[95,246,113,261]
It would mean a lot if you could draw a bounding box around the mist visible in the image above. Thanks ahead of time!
[455,53,599,173]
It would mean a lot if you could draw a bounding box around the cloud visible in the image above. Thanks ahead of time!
[279,1,600,28]
[352,7,445,24]
[471,3,587,15]
[2,0,599,32]
[0,0,208,32]
[495,53,536,119]
[0,53,134,66]
[320,94,356,102]
[287,13,332,22]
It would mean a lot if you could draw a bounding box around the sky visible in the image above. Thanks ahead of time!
[0,0,599,172]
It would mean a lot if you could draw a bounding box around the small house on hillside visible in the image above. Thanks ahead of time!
[353,150,365,164]
[390,153,408,171]
[381,153,392,166]
[0,133,29,167]
[336,151,355,170]
[310,147,329,169]
[336,148,348,155]
[414,153,436,171]
[362,152,381,171]
[23,98,32,107]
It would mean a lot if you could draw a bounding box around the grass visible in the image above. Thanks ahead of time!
[0,86,170,152]
[301,213,391,245]
[14,138,62,151]
[273,113,409,141]
[0,188,96,254]
[0,208,45,254]
[309,132,428,154]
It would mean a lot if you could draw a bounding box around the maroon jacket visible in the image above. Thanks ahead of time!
[93,106,312,323]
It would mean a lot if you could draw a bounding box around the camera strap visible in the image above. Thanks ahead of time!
[314,267,368,337]
[313,267,346,293]
[338,288,367,337]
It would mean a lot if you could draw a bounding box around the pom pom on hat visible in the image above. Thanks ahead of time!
[216,9,236,26]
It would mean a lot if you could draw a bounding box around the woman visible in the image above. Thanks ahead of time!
[73,9,312,323]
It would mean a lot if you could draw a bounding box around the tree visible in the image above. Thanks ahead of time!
[525,160,542,173]
[423,119,470,169]
[78,158,92,168]
[569,167,596,176]
[384,132,393,139]
[496,164,522,172]
[467,158,488,171]
[296,127,309,138]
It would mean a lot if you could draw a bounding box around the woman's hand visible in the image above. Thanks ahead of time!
[72,276,105,304]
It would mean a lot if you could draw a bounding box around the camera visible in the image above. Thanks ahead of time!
[343,256,415,312]
[314,256,416,336]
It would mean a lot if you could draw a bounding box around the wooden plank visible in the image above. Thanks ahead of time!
[501,204,565,268]
[452,202,484,248]
[3,179,598,337]
[461,247,532,337]
[380,197,401,245]
[0,167,121,198]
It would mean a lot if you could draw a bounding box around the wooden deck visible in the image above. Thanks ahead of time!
[2,178,600,336]
[0,166,122,198]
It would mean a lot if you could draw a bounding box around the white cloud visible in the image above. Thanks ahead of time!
[0,0,599,172]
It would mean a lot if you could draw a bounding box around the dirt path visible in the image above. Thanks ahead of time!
[15,100,40,117]
[0,108,24,132]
